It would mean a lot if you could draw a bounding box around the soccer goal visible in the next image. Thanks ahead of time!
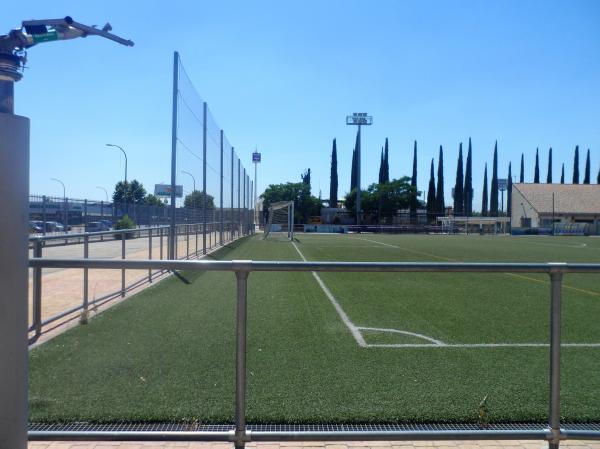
[263,201,294,240]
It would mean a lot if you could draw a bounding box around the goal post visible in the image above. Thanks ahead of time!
[263,201,294,240]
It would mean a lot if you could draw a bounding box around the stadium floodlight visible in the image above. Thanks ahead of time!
[263,201,294,241]
[0,16,134,113]
[346,113,372,227]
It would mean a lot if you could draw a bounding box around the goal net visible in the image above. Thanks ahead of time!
[263,201,294,240]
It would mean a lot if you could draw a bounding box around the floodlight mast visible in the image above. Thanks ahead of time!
[346,112,373,227]
[0,16,134,113]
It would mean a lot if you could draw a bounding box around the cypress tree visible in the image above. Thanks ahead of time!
[426,158,436,220]
[463,138,473,216]
[597,167,600,184]
[482,164,488,217]
[507,162,512,217]
[560,164,565,184]
[490,141,498,216]
[435,145,445,214]
[409,140,418,221]
[546,147,552,183]
[520,153,525,183]
[573,145,580,184]
[329,138,338,208]
[453,143,464,215]
[378,148,384,184]
[383,138,390,183]
[534,148,540,183]
[350,147,357,192]
[583,149,591,184]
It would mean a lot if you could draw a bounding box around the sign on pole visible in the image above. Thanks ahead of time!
[498,179,508,191]
[252,152,261,163]
[154,184,183,197]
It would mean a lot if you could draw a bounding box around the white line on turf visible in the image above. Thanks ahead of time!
[293,236,600,349]
[291,241,367,347]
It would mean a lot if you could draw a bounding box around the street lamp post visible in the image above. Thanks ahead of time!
[181,170,196,192]
[106,143,128,215]
[96,186,109,202]
[50,177,67,233]
[346,112,373,227]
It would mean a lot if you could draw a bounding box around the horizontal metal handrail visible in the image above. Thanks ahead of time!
[27,257,600,448]
[28,258,600,274]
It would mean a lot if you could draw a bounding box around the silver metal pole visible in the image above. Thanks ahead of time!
[254,162,257,231]
[356,125,361,227]
[243,169,246,236]
[0,111,29,449]
[234,269,249,449]
[32,239,43,342]
[169,51,179,260]
[121,231,126,297]
[0,80,14,114]
[203,102,208,255]
[82,234,89,324]
[160,227,164,260]
[238,159,241,238]
[220,130,224,245]
[186,224,190,259]
[42,195,47,236]
[548,270,563,449]
[231,147,234,241]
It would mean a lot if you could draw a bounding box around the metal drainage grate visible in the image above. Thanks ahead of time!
[29,422,600,433]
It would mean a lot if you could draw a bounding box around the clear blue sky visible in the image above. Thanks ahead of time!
[5,0,600,210]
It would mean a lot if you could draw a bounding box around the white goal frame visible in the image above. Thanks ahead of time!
[263,201,294,240]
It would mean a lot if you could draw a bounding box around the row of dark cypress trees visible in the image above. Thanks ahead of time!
[329,136,599,215]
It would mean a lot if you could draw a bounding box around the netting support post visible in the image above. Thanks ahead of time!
[237,158,241,239]
[220,130,224,245]
[548,270,563,449]
[169,51,179,260]
[231,147,234,241]
[202,101,207,255]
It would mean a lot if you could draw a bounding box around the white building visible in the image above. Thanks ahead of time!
[511,183,600,235]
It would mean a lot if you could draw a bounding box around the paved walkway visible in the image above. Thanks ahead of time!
[25,440,600,449]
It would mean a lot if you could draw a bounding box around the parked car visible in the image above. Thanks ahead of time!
[44,221,65,232]
[29,221,43,233]
[85,221,111,232]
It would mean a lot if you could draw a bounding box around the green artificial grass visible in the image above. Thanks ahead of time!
[29,234,600,423]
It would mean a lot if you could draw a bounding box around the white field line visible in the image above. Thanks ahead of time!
[291,241,367,347]
[306,235,600,349]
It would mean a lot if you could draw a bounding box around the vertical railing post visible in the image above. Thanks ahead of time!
[234,268,249,449]
[148,228,153,283]
[81,234,89,324]
[32,239,43,340]
[121,231,126,297]
[186,224,190,259]
[548,269,563,449]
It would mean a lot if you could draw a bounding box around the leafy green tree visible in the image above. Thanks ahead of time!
[144,194,166,207]
[261,177,320,224]
[329,138,338,208]
[490,142,498,216]
[184,190,215,209]
[573,145,580,184]
[534,148,540,183]
[112,179,147,205]
[435,146,445,214]
[583,148,591,184]
[482,164,488,217]
[453,143,464,215]
[344,177,415,222]
[410,140,418,221]
[426,158,436,220]
[546,147,552,183]
[507,162,512,217]
[463,138,473,216]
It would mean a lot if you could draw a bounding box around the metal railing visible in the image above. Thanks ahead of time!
[27,258,600,448]
[28,223,254,344]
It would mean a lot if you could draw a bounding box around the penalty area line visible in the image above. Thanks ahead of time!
[291,241,367,347]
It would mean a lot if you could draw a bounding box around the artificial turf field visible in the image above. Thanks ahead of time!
[29,233,600,424]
